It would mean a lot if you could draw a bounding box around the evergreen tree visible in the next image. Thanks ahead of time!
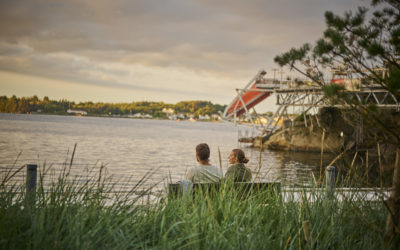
[275,0,400,243]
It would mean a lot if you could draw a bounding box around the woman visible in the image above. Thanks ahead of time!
[225,149,252,182]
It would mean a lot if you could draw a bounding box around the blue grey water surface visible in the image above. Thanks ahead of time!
[0,113,323,189]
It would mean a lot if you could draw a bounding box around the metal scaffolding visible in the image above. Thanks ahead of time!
[274,87,400,109]
[223,69,400,144]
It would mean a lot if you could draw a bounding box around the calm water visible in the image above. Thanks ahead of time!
[0,113,329,190]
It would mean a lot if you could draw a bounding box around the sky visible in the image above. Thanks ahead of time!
[0,0,364,110]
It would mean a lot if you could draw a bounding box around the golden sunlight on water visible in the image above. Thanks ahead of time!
[0,113,328,191]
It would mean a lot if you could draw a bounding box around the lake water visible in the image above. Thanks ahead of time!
[0,113,331,190]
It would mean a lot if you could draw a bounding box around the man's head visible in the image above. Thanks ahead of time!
[196,143,210,162]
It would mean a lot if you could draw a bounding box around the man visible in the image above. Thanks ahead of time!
[185,143,222,183]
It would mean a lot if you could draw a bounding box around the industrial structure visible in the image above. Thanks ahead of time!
[223,68,400,145]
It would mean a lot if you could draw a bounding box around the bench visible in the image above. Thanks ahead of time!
[168,182,281,201]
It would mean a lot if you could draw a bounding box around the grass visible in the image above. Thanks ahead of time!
[0,164,398,249]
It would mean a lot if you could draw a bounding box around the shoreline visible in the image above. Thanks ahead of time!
[0,112,224,123]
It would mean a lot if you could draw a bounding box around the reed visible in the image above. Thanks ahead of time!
[0,164,398,249]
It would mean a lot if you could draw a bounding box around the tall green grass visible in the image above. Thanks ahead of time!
[0,165,397,249]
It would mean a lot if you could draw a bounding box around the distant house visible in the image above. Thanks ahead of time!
[169,113,185,120]
[131,113,153,119]
[198,114,211,120]
[162,108,175,115]
[67,109,87,115]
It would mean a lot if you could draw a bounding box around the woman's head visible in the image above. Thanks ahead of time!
[229,149,249,164]
[196,143,210,163]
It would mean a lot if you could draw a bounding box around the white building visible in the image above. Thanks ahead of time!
[67,109,87,115]
[198,114,211,120]
[130,113,152,119]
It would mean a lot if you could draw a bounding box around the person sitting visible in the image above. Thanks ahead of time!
[185,143,223,183]
[225,149,252,182]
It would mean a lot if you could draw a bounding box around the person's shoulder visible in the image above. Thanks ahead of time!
[188,165,202,173]
[213,165,224,176]
[186,165,201,181]
[209,164,222,172]
[227,163,240,171]
[208,164,219,169]
[226,165,234,172]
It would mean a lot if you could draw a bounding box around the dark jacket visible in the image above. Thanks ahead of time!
[225,163,252,182]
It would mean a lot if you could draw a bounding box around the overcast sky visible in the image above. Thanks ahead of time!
[0,0,364,109]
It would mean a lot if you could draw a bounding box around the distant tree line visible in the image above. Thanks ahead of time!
[0,95,226,118]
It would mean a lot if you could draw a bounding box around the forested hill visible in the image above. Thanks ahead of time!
[0,95,226,118]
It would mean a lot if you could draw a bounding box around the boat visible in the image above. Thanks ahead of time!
[223,70,279,120]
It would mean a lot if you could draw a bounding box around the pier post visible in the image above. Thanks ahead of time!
[325,166,335,197]
[26,164,37,204]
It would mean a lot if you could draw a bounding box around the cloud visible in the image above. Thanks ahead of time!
[0,0,363,104]
[0,42,241,101]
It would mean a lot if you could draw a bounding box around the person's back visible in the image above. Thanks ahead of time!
[225,163,252,182]
[185,143,222,183]
[186,164,222,183]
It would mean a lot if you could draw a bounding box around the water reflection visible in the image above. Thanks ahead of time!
[0,113,333,189]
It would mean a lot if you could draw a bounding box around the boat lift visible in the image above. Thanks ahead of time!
[223,68,400,145]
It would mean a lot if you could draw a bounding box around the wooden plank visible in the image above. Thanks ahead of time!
[168,182,281,200]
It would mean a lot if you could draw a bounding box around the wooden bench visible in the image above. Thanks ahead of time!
[168,182,281,201]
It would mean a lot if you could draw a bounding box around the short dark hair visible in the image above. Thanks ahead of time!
[196,143,210,161]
